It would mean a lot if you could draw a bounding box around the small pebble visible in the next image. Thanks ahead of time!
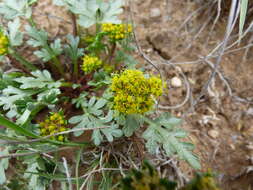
[208,129,219,139]
[171,77,182,87]
[150,8,161,18]
[246,107,253,115]
[230,144,235,150]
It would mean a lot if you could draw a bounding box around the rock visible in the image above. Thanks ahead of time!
[150,8,161,18]
[246,143,253,150]
[230,144,235,150]
[208,129,219,139]
[246,107,253,115]
[171,77,182,87]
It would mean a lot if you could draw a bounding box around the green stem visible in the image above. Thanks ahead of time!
[43,43,65,78]
[52,56,65,77]
[28,17,37,28]
[10,51,37,71]
[73,58,78,79]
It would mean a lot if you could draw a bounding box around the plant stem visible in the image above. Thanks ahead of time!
[108,42,116,64]
[10,51,37,71]
[28,17,37,28]
[73,58,78,79]
[43,44,65,78]
[52,56,65,77]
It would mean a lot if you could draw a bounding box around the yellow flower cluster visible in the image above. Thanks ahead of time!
[39,112,67,141]
[0,33,8,55]
[111,70,163,114]
[102,23,132,40]
[82,55,103,74]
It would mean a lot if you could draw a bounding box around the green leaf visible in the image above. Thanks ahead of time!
[94,98,107,110]
[0,86,34,118]
[0,147,9,185]
[142,114,201,169]
[69,115,89,136]
[154,112,181,129]
[239,0,248,41]
[123,115,140,137]
[26,26,48,47]
[26,26,62,61]
[142,127,161,154]
[50,38,63,56]
[24,162,46,190]
[14,70,62,89]
[88,96,97,107]
[0,114,38,138]
[71,92,88,108]
[69,96,122,145]
[99,0,123,23]
[34,49,51,62]
[0,0,32,19]
[166,136,201,170]
[33,39,62,62]
[88,71,111,89]
[53,0,123,28]
[16,108,32,125]
[0,70,61,124]
[8,18,23,46]
[65,34,84,62]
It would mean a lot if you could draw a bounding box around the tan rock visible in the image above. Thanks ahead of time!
[208,129,219,139]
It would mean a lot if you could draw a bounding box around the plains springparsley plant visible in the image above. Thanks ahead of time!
[0,0,200,189]
[111,69,163,114]
[82,55,103,74]
[39,112,67,141]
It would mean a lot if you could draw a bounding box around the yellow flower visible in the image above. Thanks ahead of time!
[102,23,132,41]
[0,33,8,55]
[82,55,102,74]
[110,70,163,114]
[39,112,68,141]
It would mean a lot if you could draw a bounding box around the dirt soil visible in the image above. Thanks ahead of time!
[4,0,253,189]
[130,0,253,189]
